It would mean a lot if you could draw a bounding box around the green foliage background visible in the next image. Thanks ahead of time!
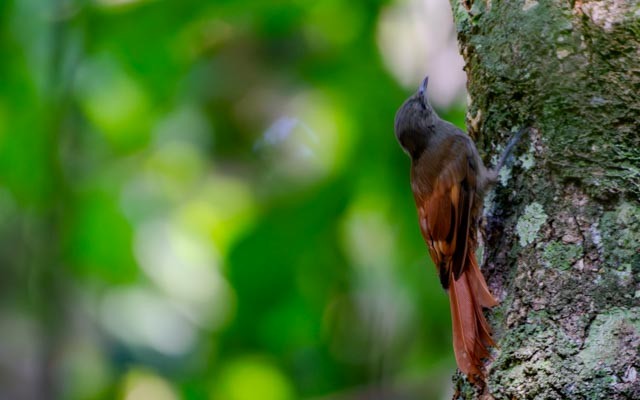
[0,0,466,398]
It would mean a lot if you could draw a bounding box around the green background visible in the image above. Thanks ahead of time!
[0,0,466,398]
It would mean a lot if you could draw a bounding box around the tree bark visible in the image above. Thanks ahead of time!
[449,0,640,398]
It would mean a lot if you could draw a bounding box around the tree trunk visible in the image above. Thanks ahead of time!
[449,0,640,398]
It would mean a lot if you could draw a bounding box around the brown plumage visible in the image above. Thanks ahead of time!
[394,77,523,383]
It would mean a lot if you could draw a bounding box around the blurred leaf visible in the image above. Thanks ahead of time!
[75,55,153,152]
[65,189,138,283]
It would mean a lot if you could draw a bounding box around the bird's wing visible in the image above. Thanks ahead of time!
[414,139,477,289]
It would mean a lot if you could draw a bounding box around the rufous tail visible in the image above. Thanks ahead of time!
[449,252,497,383]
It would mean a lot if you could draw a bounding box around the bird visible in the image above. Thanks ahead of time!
[394,76,524,383]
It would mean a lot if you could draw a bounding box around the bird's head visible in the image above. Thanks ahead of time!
[394,76,436,160]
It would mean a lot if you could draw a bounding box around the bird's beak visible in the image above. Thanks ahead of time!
[419,76,429,96]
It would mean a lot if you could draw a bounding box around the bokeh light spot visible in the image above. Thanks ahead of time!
[211,356,295,400]
[100,287,197,356]
[134,218,234,330]
[121,369,179,400]
[255,90,353,188]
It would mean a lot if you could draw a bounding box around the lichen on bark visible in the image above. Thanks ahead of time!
[516,202,548,247]
[448,0,640,398]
